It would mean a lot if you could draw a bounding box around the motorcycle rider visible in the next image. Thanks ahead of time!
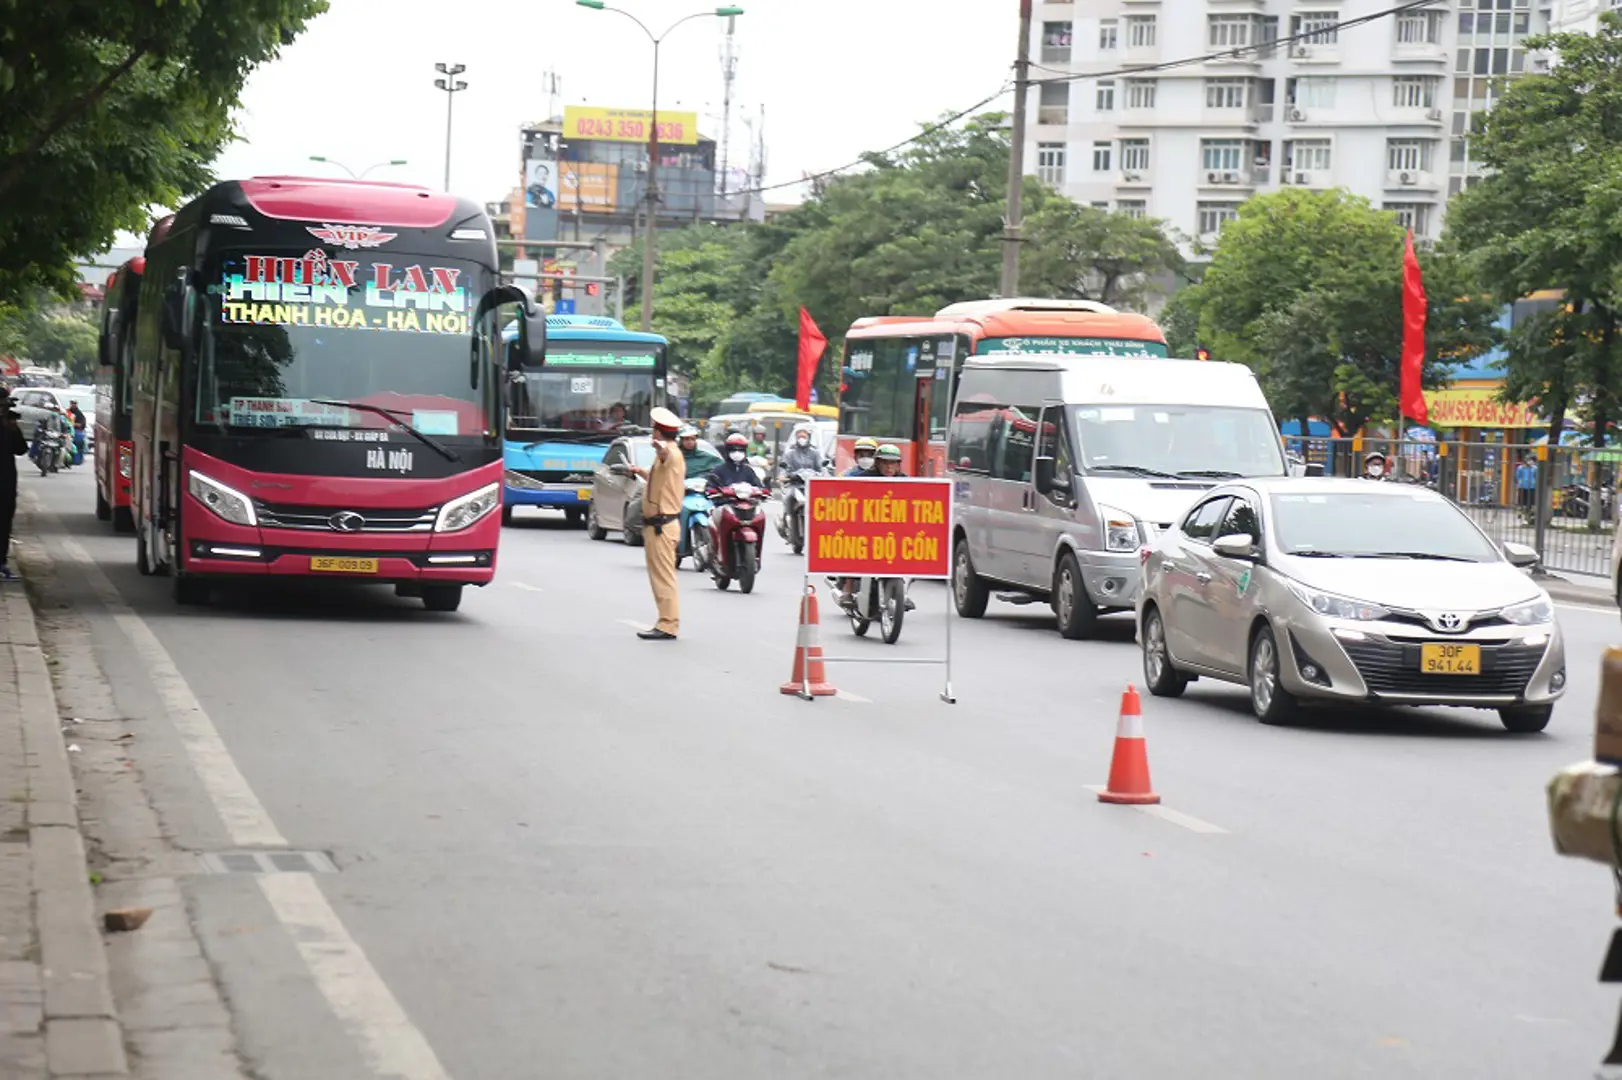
[840,443,909,610]
[706,433,760,494]
[846,436,879,477]
[874,442,905,478]
[1362,451,1388,481]
[780,424,824,475]
[30,407,69,471]
[746,423,770,462]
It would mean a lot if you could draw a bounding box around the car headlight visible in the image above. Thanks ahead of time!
[1286,581,1389,621]
[1097,504,1140,553]
[1501,596,1554,625]
[187,470,256,527]
[435,482,501,532]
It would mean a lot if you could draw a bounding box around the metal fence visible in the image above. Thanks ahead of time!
[1282,436,1619,579]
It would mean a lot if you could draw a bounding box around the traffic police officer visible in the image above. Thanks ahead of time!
[631,406,685,640]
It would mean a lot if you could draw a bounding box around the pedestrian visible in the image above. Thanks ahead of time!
[1516,456,1537,509]
[629,406,685,640]
[0,390,28,580]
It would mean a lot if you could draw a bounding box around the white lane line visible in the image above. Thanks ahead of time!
[1555,601,1615,615]
[33,515,455,1080]
[616,618,646,631]
[261,874,453,1080]
[834,690,871,703]
[508,581,544,593]
[1085,786,1229,834]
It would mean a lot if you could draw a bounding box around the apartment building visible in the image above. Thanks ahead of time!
[1026,0,1547,251]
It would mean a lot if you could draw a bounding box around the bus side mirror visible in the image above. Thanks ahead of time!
[160,275,191,350]
[520,305,548,367]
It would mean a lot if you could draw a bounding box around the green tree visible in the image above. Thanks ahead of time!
[24,311,101,383]
[1445,10,1622,447]
[1183,188,1496,432]
[0,0,328,305]
[1020,201,1185,309]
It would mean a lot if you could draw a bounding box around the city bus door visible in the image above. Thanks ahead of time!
[913,376,932,477]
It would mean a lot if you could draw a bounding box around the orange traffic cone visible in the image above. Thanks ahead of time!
[1097,685,1160,805]
[780,584,837,698]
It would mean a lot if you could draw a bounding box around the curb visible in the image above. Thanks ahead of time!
[1536,572,1617,610]
[7,578,129,1077]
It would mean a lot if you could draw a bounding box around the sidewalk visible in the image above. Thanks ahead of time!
[1536,568,1618,610]
[0,576,127,1078]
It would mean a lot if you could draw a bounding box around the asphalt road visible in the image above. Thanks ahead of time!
[15,468,1622,1079]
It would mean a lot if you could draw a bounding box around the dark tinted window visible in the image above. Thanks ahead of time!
[994,406,1041,482]
[948,400,999,474]
[1219,498,1261,543]
[1182,497,1232,541]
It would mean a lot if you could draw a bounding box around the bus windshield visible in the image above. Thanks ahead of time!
[196,250,492,437]
[508,341,661,433]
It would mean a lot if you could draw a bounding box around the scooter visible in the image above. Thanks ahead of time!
[829,576,909,644]
[32,426,67,477]
[677,478,714,572]
[704,481,765,593]
[775,469,818,555]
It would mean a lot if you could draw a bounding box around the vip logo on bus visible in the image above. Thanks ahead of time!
[307,224,398,249]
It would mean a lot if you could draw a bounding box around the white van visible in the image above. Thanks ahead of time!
[947,355,1287,637]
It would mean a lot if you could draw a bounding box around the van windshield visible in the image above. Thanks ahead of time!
[1073,405,1285,478]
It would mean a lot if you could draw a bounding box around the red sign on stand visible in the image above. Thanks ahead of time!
[804,477,953,579]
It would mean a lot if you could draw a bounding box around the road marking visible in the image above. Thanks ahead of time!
[1085,786,1229,833]
[508,581,544,593]
[1555,601,1615,615]
[27,508,455,1080]
[834,690,871,703]
[617,618,646,631]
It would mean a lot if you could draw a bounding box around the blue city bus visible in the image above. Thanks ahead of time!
[501,315,668,526]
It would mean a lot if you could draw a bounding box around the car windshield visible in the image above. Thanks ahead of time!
[508,341,661,433]
[1270,489,1501,561]
[1073,405,1285,478]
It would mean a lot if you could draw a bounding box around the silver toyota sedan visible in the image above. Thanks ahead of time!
[1137,477,1566,731]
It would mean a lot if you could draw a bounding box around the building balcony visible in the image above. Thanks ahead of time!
[1036,106,1070,126]
[1124,44,1160,64]
[1205,50,1262,68]
[1386,168,1441,190]
[1282,168,1331,187]
[1287,42,1339,64]
[1390,105,1447,126]
[1282,104,1315,124]
[1039,46,1072,64]
[1251,103,1275,123]
[1116,170,1153,187]
[1198,168,1258,189]
[1391,40,1448,63]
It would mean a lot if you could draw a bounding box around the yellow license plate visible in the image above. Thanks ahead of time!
[577,488,592,500]
[310,556,379,574]
[1421,642,1480,675]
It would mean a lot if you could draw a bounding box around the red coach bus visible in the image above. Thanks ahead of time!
[130,175,546,611]
[95,249,154,532]
[836,299,1168,477]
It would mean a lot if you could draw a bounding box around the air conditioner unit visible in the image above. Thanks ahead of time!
[1295,171,1310,185]
[1123,172,1142,182]
[1288,107,1307,122]
[1223,171,1240,183]
[1426,107,1444,121]
[1292,45,1312,58]
[1400,171,1417,185]
[1206,170,1222,183]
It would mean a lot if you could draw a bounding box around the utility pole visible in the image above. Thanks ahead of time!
[718,15,738,204]
[543,69,561,120]
[999,0,1033,299]
[434,63,468,192]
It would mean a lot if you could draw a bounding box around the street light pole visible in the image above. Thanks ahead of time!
[576,4,744,332]
[434,63,468,192]
[308,156,408,180]
[1000,0,1033,299]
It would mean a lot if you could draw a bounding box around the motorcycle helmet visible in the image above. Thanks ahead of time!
[853,436,878,470]
[876,444,902,462]
[793,424,812,447]
[725,432,749,463]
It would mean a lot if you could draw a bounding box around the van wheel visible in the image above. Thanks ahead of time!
[1053,552,1099,639]
[953,537,989,618]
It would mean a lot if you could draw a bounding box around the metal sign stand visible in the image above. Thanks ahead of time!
[800,576,956,704]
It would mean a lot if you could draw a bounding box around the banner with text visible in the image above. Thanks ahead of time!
[562,105,698,146]
[805,477,953,579]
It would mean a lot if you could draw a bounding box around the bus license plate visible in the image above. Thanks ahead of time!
[577,488,592,501]
[310,556,378,574]
[1421,643,1480,675]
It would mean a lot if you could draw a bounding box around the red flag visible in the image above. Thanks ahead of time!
[795,306,827,412]
[1400,231,1428,426]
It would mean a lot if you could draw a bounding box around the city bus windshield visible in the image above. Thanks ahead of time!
[196,250,493,437]
[508,340,661,433]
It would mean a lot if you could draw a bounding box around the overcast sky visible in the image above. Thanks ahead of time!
[207,0,1014,208]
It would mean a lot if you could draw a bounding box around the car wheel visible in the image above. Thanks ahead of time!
[953,537,989,618]
[1249,624,1297,725]
[1499,704,1553,733]
[1141,605,1188,698]
[586,503,607,541]
[1053,552,1099,640]
[622,520,643,546]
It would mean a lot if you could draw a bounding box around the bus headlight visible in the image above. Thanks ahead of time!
[435,482,501,532]
[118,445,131,479]
[187,470,257,527]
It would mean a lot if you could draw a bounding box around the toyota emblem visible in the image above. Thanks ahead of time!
[329,511,365,533]
[1437,612,1463,631]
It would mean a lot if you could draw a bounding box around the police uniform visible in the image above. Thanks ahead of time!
[637,407,685,640]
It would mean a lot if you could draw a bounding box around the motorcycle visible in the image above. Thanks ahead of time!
[775,469,819,555]
[677,478,714,572]
[830,576,909,644]
[31,425,67,477]
[1561,482,1615,520]
[703,481,765,593]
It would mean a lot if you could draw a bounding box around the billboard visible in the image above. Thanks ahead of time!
[558,163,617,210]
[563,105,698,146]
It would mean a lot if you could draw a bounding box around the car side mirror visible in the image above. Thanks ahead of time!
[1502,540,1538,568]
[609,463,631,477]
[1212,533,1257,560]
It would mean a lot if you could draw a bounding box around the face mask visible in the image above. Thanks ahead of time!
[1368,463,1384,477]
[856,455,874,469]
[796,437,809,447]
[729,451,745,463]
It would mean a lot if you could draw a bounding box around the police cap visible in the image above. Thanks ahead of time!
[650,406,682,433]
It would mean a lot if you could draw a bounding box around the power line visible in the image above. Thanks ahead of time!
[728,0,1436,198]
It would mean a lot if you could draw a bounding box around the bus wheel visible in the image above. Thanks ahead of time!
[96,491,111,521]
[113,506,134,534]
[500,505,514,527]
[564,507,585,528]
[422,585,463,612]
[173,574,209,606]
[136,528,157,576]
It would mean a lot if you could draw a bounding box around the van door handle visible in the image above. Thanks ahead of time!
[1195,571,1212,584]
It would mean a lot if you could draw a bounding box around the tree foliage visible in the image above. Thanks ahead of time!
[0,299,100,382]
[613,112,1184,408]
[1445,11,1622,445]
[0,0,328,305]
[1177,188,1497,433]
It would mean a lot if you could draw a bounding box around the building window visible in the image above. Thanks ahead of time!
[1090,201,1111,209]
[1287,139,1333,172]
[1383,202,1432,235]
[1292,11,1340,45]
[1208,15,1253,48]
[1125,78,1157,109]
[1387,138,1429,172]
[1120,139,1151,172]
[1100,19,1118,50]
[1039,82,1070,125]
[1392,76,1436,108]
[1126,15,1156,48]
[1288,77,1337,108]
[1201,139,1245,172]
[1095,80,1115,112]
[1092,141,1114,172]
[1117,200,1148,219]
[1206,78,1249,109]
[1036,143,1066,186]
[1396,11,1441,44]
[1041,21,1073,63]
[1197,202,1241,235]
